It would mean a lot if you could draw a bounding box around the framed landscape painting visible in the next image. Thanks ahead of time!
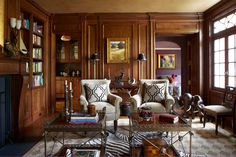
[158,53,176,69]
[107,38,129,63]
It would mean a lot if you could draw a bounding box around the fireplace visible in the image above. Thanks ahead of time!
[0,74,23,147]
[0,76,12,148]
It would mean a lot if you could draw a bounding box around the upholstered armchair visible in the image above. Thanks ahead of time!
[80,79,122,131]
[130,79,175,113]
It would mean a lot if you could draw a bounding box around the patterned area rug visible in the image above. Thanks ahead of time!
[23,118,236,157]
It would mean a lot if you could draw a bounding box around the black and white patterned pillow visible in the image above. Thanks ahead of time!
[84,83,108,102]
[143,83,166,103]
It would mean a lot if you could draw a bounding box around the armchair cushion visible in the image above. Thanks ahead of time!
[84,83,108,103]
[143,83,166,103]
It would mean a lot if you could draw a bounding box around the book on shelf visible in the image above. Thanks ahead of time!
[66,149,100,157]
[159,113,179,123]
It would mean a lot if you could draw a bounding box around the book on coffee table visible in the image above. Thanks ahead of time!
[159,113,179,123]
[71,112,98,119]
[69,112,99,124]
[66,148,100,157]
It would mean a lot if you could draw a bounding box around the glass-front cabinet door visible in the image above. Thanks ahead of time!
[56,35,79,63]
[69,40,79,62]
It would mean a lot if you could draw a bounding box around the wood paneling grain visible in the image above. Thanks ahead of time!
[0,60,19,74]
[156,22,199,34]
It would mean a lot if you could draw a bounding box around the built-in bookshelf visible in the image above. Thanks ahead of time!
[32,17,44,87]
[20,10,45,87]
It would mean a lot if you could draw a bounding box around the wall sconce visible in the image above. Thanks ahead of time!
[137,53,147,79]
[90,52,100,79]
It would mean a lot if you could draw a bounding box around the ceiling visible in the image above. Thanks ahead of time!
[32,0,221,14]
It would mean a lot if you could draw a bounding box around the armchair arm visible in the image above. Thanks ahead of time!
[108,93,122,119]
[108,93,122,106]
[165,94,175,112]
[130,94,142,112]
[80,95,89,111]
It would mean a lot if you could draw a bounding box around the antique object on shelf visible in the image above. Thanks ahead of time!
[7,17,22,56]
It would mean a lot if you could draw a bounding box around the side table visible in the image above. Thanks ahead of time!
[110,81,138,116]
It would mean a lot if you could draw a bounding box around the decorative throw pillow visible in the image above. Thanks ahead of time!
[84,83,108,103]
[143,83,166,103]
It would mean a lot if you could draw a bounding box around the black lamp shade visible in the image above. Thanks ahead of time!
[137,53,146,61]
[90,53,100,61]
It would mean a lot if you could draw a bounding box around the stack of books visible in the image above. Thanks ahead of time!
[159,113,179,123]
[69,112,99,124]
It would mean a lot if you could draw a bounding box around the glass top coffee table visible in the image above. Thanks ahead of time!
[128,112,192,156]
[43,108,106,157]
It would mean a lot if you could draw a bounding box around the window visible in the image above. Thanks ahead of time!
[213,11,236,89]
[214,11,236,34]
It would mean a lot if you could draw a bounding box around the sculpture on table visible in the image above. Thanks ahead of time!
[128,77,136,85]
[115,72,124,85]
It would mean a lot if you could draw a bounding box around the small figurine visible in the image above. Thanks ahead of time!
[115,72,124,84]
[128,77,136,85]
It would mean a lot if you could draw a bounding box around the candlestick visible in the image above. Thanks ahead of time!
[64,82,69,115]
[69,81,72,90]
[70,86,73,114]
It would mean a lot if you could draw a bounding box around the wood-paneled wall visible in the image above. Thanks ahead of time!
[52,13,202,88]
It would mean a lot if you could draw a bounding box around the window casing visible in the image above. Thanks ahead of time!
[212,10,236,89]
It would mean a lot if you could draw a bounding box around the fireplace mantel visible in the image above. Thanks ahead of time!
[0,56,20,75]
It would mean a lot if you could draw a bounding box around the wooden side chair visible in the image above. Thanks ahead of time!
[203,86,236,135]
